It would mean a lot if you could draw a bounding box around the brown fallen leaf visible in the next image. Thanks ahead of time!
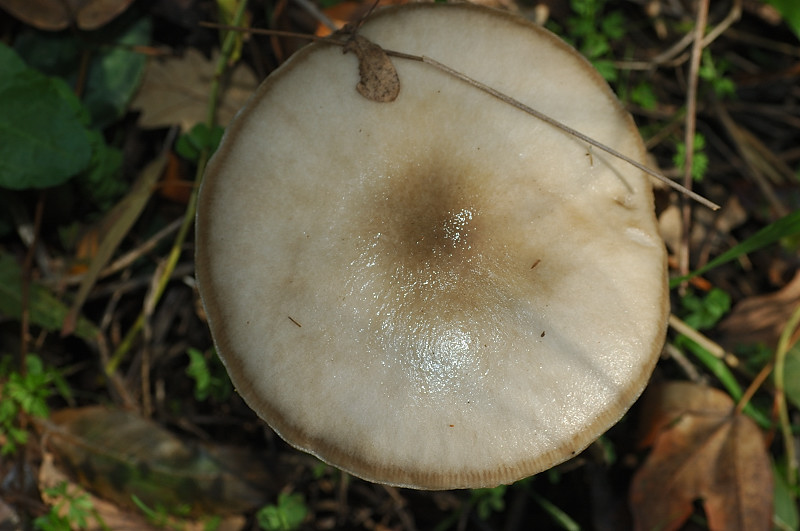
[0,0,134,31]
[38,452,246,531]
[131,49,258,131]
[38,406,273,518]
[343,34,400,102]
[718,269,800,350]
[630,381,773,531]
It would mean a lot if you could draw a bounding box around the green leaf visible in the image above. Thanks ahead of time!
[81,16,151,128]
[783,344,800,411]
[176,123,225,163]
[470,485,506,520]
[630,82,657,110]
[592,59,618,83]
[671,210,800,288]
[773,461,800,531]
[186,348,212,401]
[763,0,800,40]
[0,44,93,190]
[0,252,99,340]
[78,130,126,211]
[12,30,79,78]
[601,11,626,40]
[14,15,152,129]
[679,287,731,330]
[257,493,308,531]
[673,133,708,181]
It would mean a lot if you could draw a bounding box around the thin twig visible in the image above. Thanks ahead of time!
[616,0,741,71]
[679,0,711,283]
[107,1,250,375]
[421,56,719,210]
[55,216,183,287]
[735,359,773,416]
[668,314,741,368]
[196,23,719,209]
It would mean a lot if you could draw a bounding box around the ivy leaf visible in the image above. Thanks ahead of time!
[0,44,93,190]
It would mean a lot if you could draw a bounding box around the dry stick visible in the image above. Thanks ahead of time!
[106,2,250,376]
[419,55,719,210]
[679,0,711,283]
[206,20,719,209]
[205,21,719,210]
[668,314,741,369]
[56,216,183,287]
[713,98,789,217]
[616,0,741,71]
[735,359,773,416]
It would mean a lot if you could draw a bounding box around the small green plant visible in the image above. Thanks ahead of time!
[33,482,105,531]
[256,493,308,531]
[0,354,71,455]
[470,485,507,521]
[679,287,731,331]
[673,132,709,182]
[560,0,627,82]
[175,123,225,164]
[699,49,736,99]
[131,494,194,530]
[185,348,232,402]
[629,81,658,110]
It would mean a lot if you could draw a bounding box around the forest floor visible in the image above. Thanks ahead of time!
[1,0,799,529]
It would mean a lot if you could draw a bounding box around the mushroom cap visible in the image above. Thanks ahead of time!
[196,3,668,490]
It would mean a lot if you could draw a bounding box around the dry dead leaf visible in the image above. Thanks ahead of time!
[630,381,773,531]
[0,498,20,530]
[718,269,800,350]
[131,49,258,131]
[0,0,134,31]
[38,406,273,518]
[39,452,245,531]
[343,34,400,102]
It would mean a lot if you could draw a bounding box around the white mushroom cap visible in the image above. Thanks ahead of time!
[195,3,668,490]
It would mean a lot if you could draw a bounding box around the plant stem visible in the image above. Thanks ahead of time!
[106,0,250,376]
[775,301,800,489]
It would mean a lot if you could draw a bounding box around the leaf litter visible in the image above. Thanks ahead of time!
[37,406,274,518]
[2,0,800,528]
[630,381,773,531]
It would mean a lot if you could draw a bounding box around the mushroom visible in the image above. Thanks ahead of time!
[195,3,668,489]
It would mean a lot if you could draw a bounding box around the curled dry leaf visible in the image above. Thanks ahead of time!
[39,406,272,518]
[630,381,773,531]
[0,0,134,31]
[342,34,400,102]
